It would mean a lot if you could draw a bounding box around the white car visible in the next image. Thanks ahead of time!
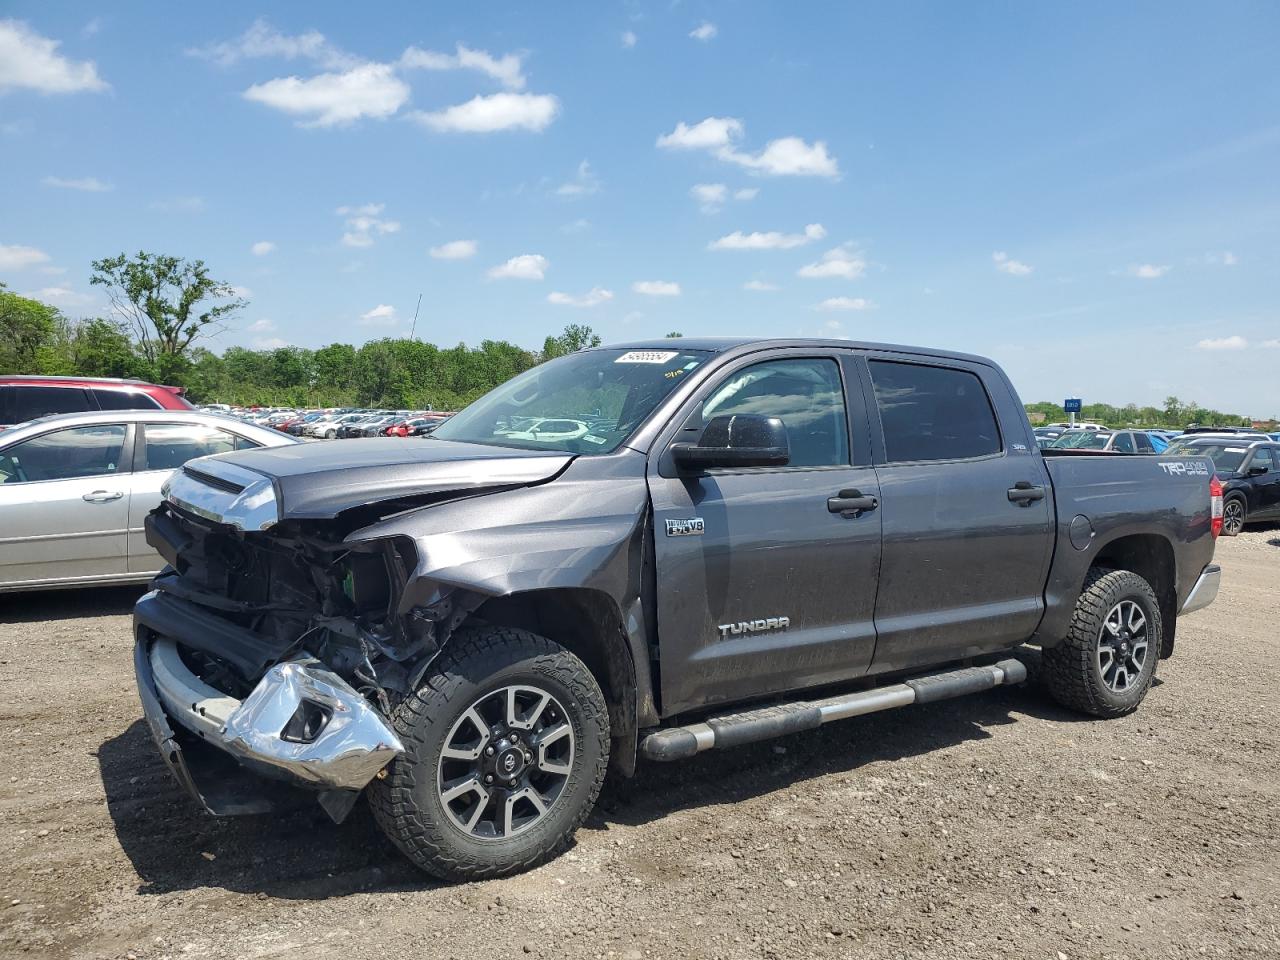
[304,413,368,439]
[0,410,295,592]
[501,417,590,443]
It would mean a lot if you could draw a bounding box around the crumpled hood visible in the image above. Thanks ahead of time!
[190,438,572,521]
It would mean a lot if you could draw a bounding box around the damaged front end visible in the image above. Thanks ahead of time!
[134,461,484,823]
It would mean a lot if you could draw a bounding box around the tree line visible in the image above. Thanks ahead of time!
[0,250,1258,423]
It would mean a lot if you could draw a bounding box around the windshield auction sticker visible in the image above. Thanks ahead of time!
[615,350,679,364]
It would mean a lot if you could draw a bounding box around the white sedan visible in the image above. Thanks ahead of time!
[0,410,295,592]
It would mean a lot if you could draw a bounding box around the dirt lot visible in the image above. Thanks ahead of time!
[2,529,1278,960]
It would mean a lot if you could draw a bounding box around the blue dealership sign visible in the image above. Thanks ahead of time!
[1064,398,1082,413]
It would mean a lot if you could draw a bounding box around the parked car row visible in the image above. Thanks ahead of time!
[191,404,455,440]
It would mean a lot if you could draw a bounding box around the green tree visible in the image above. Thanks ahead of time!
[69,318,145,378]
[0,284,64,372]
[665,331,683,338]
[90,251,246,363]
[541,323,601,360]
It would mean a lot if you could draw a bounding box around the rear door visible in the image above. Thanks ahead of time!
[647,349,883,714]
[861,355,1053,674]
[0,423,133,587]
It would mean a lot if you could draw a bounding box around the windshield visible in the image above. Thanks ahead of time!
[433,348,710,454]
[1163,441,1248,473]
[1051,431,1113,449]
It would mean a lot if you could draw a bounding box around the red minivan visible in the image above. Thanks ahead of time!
[0,375,193,429]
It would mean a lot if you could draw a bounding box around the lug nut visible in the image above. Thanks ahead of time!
[484,774,494,784]
[523,753,532,763]
[485,746,495,756]
[510,733,519,743]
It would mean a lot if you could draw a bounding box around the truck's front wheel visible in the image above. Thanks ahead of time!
[1042,568,1161,718]
[369,625,610,880]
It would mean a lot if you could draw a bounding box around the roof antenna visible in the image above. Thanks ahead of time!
[408,293,423,340]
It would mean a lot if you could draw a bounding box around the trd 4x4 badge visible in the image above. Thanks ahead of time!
[665,517,705,537]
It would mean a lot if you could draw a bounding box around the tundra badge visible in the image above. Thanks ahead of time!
[666,517,705,537]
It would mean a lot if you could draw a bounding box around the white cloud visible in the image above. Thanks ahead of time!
[561,218,591,233]
[410,92,559,133]
[622,31,637,49]
[1222,251,1238,266]
[734,187,759,201]
[658,116,838,178]
[254,336,290,349]
[710,223,826,251]
[42,175,111,192]
[251,240,276,256]
[187,19,355,70]
[360,304,398,325]
[1126,263,1170,279]
[1261,338,1280,348]
[743,279,779,292]
[0,20,109,95]
[399,43,526,90]
[23,285,93,306]
[993,251,1032,276]
[247,318,276,333]
[632,280,681,297]
[337,203,399,247]
[488,253,548,280]
[0,243,51,270]
[689,22,718,42]
[798,244,866,279]
[244,63,409,127]
[226,285,253,299]
[429,239,477,260]
[816,296,875,312]
[1195,335,1247,351]
[691,182,727,212]
[719,137,839,177]
[547,287,613,307]
[556,159,600,196]
[657,117,743,150]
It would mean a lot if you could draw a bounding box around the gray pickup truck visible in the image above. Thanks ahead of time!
[133,338,1222,879]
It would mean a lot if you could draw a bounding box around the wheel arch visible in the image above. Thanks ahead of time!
[1090,532,1177,658]
[471,587,642,776]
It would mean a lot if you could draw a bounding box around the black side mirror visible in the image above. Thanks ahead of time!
[1248,463,1269,476]
[671,414,790,471]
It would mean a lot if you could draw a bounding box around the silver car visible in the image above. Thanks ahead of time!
[0,410,295,592]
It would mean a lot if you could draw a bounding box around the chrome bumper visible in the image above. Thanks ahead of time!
[1180,563,1221,615]
[145,637,403,792]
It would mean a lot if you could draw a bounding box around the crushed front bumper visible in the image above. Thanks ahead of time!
[133,594,403,819]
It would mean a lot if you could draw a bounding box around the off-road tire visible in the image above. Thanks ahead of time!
[1042,567,1161,718]
[368,625,610,880]
[1222,494,1246,537]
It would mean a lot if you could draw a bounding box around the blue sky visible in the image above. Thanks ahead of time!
[2,3,1278,413]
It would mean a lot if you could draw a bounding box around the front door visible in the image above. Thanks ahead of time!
[648,352,882,715]
[0,423,132,588]
[862,356,1053,674]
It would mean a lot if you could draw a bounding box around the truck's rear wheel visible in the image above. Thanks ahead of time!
[368,625,609,880]
[1042,568,1161,718]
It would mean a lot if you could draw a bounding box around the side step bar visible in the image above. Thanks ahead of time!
[639,659,1027,762]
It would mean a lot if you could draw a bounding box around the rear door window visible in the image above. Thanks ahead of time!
[1250,447,1276,472]
[0,424,128,483]
[8,386,91,422]
[868,361,1001,462]
[93,388,161,410]
[1113,432,1136,453]
[1134,432,1155,453]
[142,423,241,471]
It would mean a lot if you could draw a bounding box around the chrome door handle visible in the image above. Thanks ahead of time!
[83,490,123,502]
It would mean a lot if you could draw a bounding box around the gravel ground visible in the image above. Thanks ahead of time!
[2,527,1278,960]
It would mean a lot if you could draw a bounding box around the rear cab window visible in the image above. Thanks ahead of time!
[867,360,1001,462]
